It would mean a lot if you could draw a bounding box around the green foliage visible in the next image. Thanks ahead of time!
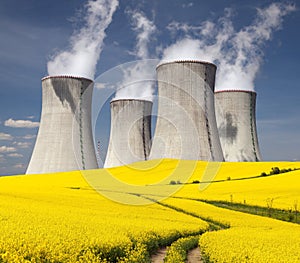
[202,199,300,224]
[268,167,298,176]
[169,180,181,185]
[270,167,280,175]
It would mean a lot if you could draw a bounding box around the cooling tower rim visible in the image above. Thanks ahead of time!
[156,60,217,69]
[215,89,256,94]
[42,75,93,82]
[110,98,153,104]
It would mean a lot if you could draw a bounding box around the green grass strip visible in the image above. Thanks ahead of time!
[202,200,300,224]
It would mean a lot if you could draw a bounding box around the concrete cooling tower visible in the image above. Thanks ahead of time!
[215,90,262,162]
[26,76,98,174]
[104,99,152,168]
[150,60,224,161]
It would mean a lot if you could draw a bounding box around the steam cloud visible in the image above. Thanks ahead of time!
[47,0,119,80]
[113,10,157,101]
[163,2,296,91]
[127,10,156,59]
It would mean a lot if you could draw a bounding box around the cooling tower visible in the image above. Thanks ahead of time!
[150,60,224,161]
[104,99,152,168]
[26,76,98,174]
[215,90,262,162]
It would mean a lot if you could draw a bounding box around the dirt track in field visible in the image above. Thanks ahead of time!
[151,248,167,263]
[151,246,203,262]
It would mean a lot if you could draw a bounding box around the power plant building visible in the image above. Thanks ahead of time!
[215,90,262,162]
[104,99,152,168]
[26,76,98,174]
[150,60,224,161]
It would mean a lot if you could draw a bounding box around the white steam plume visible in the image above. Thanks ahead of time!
[162,2,295,91]
[114,10,156,101]
[47,0,119,80]
[128,10,156,59]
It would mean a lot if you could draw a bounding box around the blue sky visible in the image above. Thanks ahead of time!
[0,0,299,175]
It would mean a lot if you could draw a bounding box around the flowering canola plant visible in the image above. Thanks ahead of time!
[103,159,300,262]
[172,161,300,210]
[0,159,299,262]
[161,197,300,262]
[0,170,208,262]
[107,159,300,210]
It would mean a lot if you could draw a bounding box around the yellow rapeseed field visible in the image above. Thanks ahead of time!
[0,170,208,262]
[172,161,300,210]
[161,197,300,262]
[105,159,300,209]
[1,159,299,262]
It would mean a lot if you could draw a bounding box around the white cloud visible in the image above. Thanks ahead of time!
[166,21,206,36]
[23,134,36,140]
[4,118,39,128]
[13,142,31,148]
[0,146,17,153]
[0,132,13,141]
[182,2,194,8]
[13,163,25,169]
[27,116,35,119]
[7,153,23,158]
